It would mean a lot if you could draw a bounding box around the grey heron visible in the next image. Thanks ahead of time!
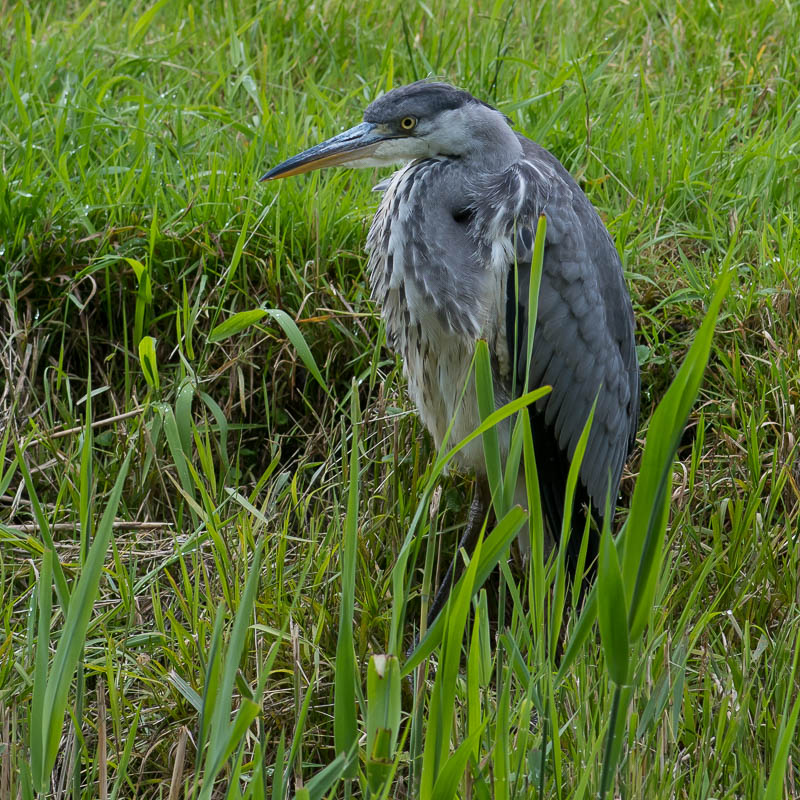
[262,81,639,621]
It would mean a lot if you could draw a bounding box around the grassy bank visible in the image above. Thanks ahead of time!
[1,0,799,797]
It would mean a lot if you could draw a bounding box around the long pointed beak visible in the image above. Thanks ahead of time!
[260,121,386,181]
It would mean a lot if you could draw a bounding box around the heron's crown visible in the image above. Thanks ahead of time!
[364,81,495,125]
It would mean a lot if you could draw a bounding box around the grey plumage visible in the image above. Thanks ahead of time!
[262,80,639,577]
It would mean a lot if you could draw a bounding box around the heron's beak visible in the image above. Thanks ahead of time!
[260,121,387,181]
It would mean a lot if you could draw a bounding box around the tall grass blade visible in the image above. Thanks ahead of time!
[31,449,132,793]
[597,514,629,686]
[765,632,800,800]
[334,385,360,777]
[420,532,484,798]
[429,722,487,800]
[474,339,504,518]
[623,265,734,640]
[200,539,264,793]
[14,444,70,608]
[404,505,526,674]
[366,654,401,795]
[29,548,53,791]
[303,749,353,800]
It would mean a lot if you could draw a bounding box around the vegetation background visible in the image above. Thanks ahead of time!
[1,0,798,797]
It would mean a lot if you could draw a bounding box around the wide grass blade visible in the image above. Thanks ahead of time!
[29,548,53,790]
[597,514,629,686]
[623,263,734,640]
[263,309,330,397]
[403,504,526,674]
[429,721,487,800]
[389,383,549,657]
[595,264,734,797]
[199,538,264,795]
[474,339,504,518]
[209,309,271,342]
[366,654,401,795]
[14,443,70,609]
[138,335,160,393]
[419,530,485,799]
[30,449,133,793]
[302,750,354,800]
[334,385,360,778]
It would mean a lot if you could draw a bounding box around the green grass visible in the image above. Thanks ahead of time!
[1,0,799,797]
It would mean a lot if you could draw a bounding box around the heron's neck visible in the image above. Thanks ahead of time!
[437,106,523,173]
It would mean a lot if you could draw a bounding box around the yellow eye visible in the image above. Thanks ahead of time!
[400,116,417,131]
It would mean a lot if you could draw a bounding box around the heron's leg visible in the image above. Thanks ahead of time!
[426,478,492,629]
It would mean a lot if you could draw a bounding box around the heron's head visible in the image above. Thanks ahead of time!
[261,81,521,181]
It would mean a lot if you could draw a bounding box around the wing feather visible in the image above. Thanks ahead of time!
[477,136,639,571]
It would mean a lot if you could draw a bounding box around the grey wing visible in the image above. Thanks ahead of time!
[507,143,639,550]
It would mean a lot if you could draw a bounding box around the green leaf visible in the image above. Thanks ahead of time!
[366,654,402,794]
[264,308,330,396]
[765,692,800,799]
[420,530,484,798]
[597,518,629,686]
[14,442,70,609]
[403,504,526,675]
[765,633,800,799]
[123,257,146,283]
[302,750,353,800]
[174,379,195,456]
[129,0,171,45]
[428,721,487,800]
[208,309,268,343]
[29,548,53,789]
[138,335,159,392]
[474,339,504,519]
